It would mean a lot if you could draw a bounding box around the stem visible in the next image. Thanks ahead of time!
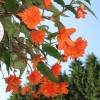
[34,45,47,58]
[70,0,75,5]
[27,63,33,72]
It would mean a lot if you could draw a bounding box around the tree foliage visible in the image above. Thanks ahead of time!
[64,54,100,100]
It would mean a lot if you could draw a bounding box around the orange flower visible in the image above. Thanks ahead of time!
[58,82,69,95]
[42,0,52,9]
[39,81,58,97]
[41,76,48,82]
[21,86,30,95]
[31,30,45,44]
[27,70,42,85]
[77,7,87,18]
[32,55,45,68]
[57,27,87,59]
[5,75,21,94]
[17,6,43,29]
[39,80,69,97]
[51,63,61,78]
[57,27,76,50]
[64,37,87,59]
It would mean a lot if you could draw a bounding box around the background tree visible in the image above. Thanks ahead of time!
[63,54,100,100]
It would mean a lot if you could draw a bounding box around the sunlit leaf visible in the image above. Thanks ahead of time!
[1,18,20,38]
[11,54,26,75]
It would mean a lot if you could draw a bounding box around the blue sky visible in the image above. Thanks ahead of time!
[0,0,100,100]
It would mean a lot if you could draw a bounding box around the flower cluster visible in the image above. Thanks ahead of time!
[57,27,87,59]
[5,63,69,98]
[2,0,90,99]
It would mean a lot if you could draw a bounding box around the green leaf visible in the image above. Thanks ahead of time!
[76,1,97,19]
[1,18,13,31]
[49,5,67,17]
[21,0,33,7]
[50,5,61,16]
[0,45,3,59]
[37,62,58,82]
[11,54,26,75]
[1,18,20,39]
[54,0,65,6]
[65,5,77,16]
[4,0,18,12]
[32,0,43,7]
[4,53,10,74]
[19,24,29,36]
[0,43,10,73]
[84,0,91,5]
[42,44,63,60]
[8,28,17,38]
